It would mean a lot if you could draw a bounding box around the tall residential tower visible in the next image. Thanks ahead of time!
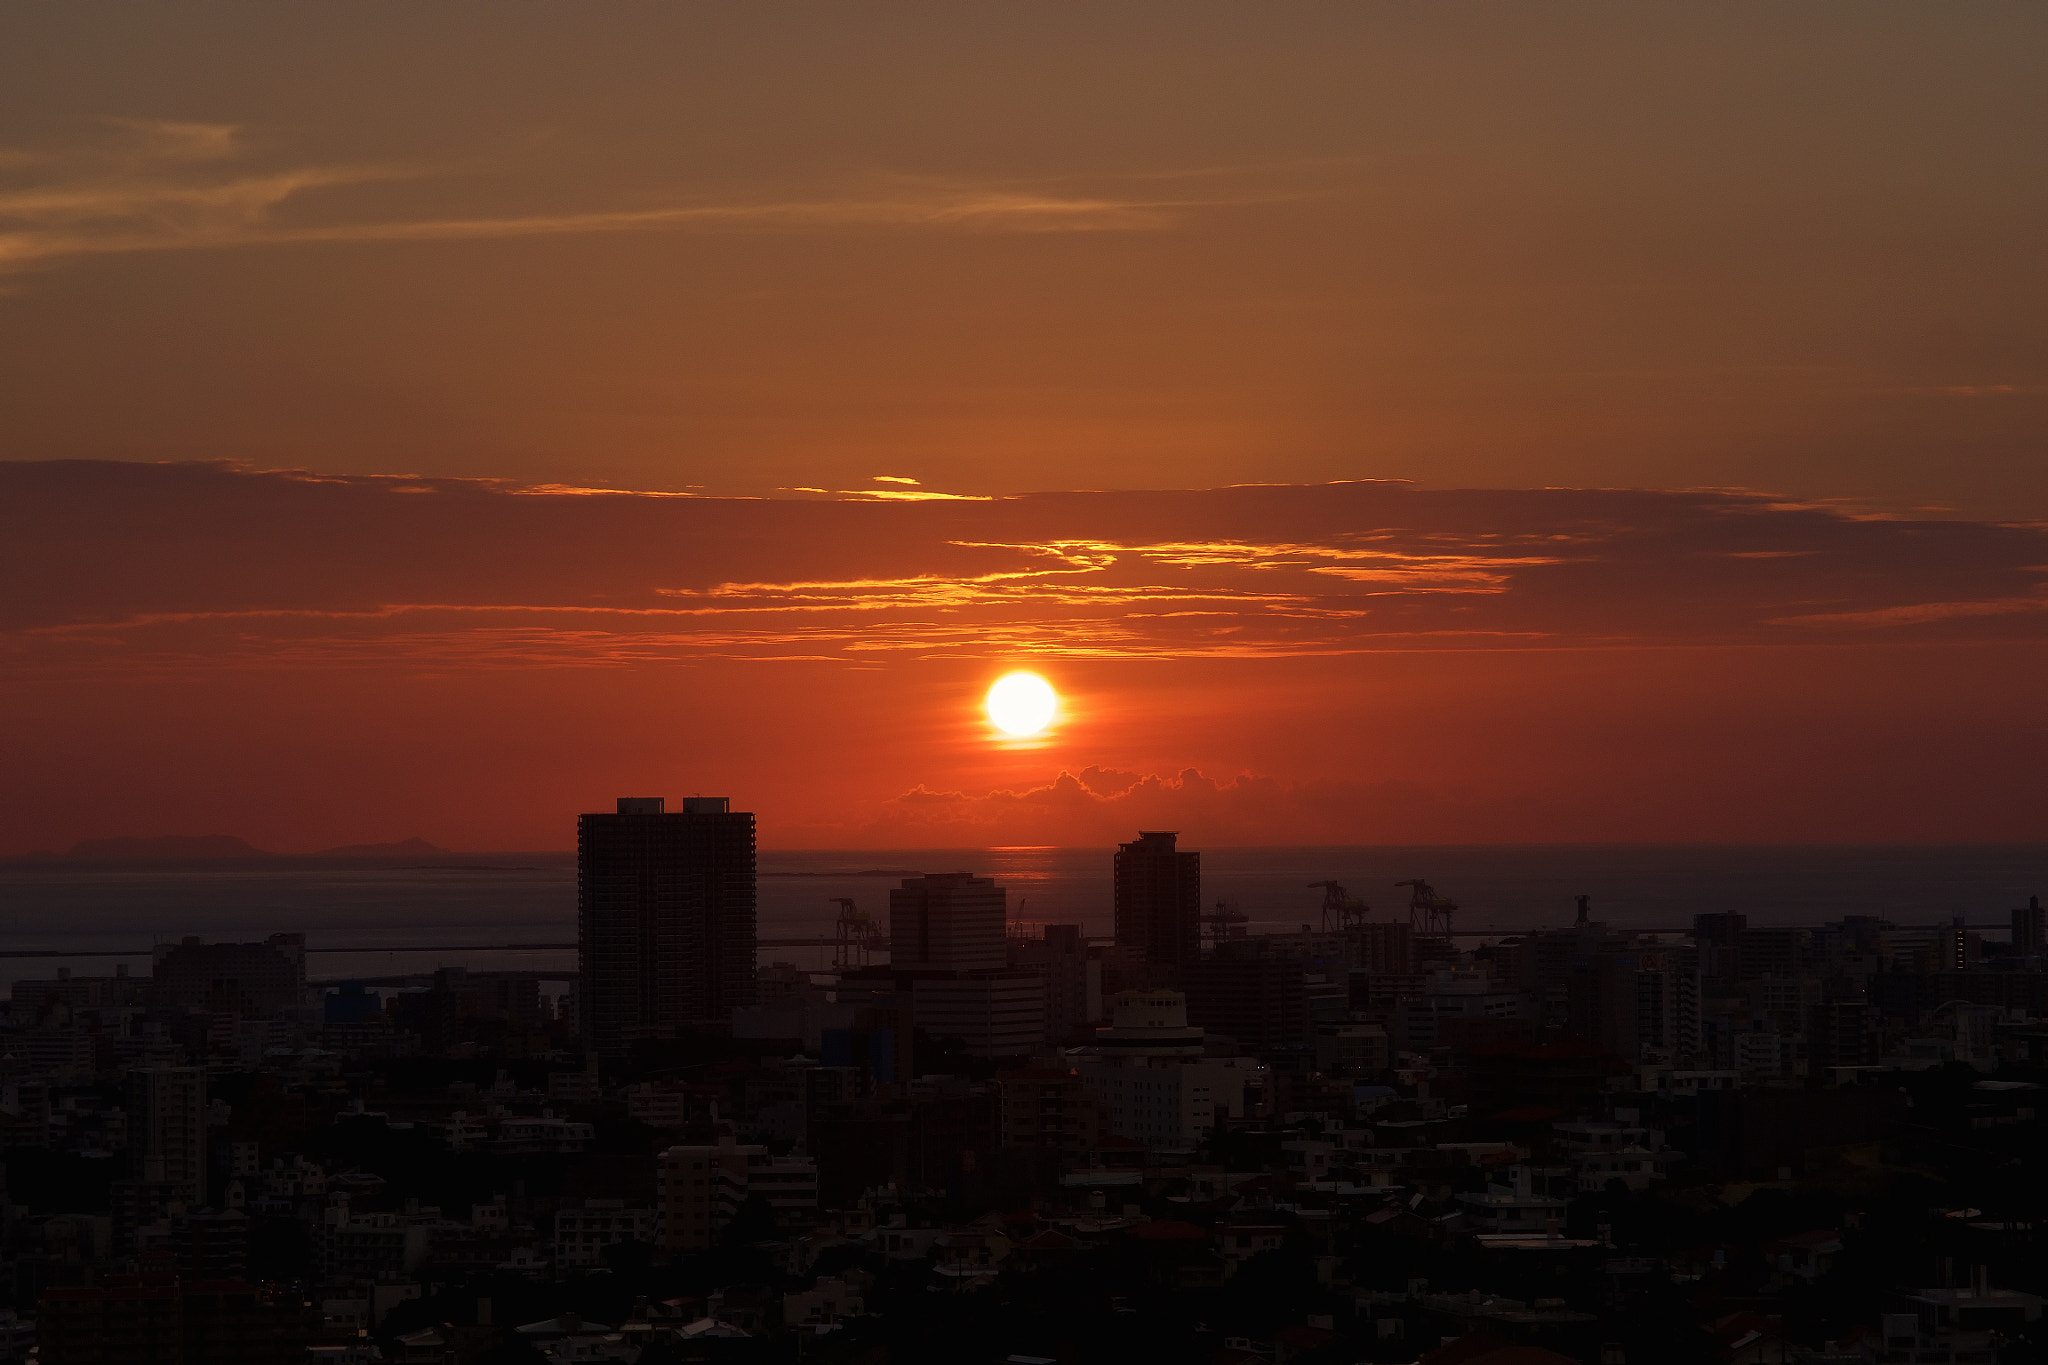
[578,796,756,1055]
[1113,831,1201,969]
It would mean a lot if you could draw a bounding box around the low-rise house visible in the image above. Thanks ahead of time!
[1216,1222,1287,1271]
[1575,1146,1681,1193]
[1456,1168,1570,1234]
[782,1274,865,1327]
[1765,1229,1842,1282]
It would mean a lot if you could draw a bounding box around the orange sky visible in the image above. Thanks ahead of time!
[4,464,2044,851]
[3,6,2046,849]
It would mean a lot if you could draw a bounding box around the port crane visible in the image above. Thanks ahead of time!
[1201,899,1249,943]
[1308,880,1372,932]
[829,897,885,968]
[1395,879,1458,938]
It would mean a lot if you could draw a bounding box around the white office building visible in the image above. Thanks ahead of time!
[1074,991,1256,1151]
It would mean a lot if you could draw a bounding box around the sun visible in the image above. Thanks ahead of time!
[985,671,1058,736]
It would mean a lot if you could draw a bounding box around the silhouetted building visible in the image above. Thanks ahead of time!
[889,873,1006,971]
[1936,917,1982,971]
[2014,896,2046,957]
[996,1068,1109,1155]
[1397,968,1525,1052]
[1810,1000,1881,1070]
[1007,924,1103,1044]
[172,1210,250,1282]
[910,975,1046,1058]
[39,1267,313,1365]
[1464,1037,1626,1120]
[1692,912,1748,982]
[1565,947,1699,1060]
[321,982,380,1025]
[578,796,757,1054]
[840,872,1044,1060]
[125,1066,206,1206]
[1349,920,1415,975]
[151,935,304,1017]
[1113,832,1200,968]
[1693,913,1748,945]
[1735,928,1807,981]
[1184,957,1319,1052]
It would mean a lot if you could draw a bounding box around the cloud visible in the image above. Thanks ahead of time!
[1770,591,2048,628]
[0,121,1273,275]
[4,461,2048,676]
[835,766,1489,846]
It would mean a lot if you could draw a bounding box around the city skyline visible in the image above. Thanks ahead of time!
[5,5,2048,860]
[6,8,2048,1363]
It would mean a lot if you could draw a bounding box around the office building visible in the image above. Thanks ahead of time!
[1113,832,1200,969]
[1395,969,1525,1052]
[1182,953,1344,1053]
[1006,924,1103,1044]
[1075,991,1255,1150]
[578,796,757,1055]
[908,974,1045,1058]
[889,873,1006,972]
[837,871,1046,1061]
[1349,920,1414,976]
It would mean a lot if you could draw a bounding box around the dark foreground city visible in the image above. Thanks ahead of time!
[1,800,2043,1364]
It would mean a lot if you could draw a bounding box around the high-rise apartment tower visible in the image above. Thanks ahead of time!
[1113,831,1200,967]
[2014,896,2046,957]
[578,796,756,1055]
[125,1066,207,1205]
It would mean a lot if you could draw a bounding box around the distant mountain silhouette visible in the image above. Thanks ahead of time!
[311,837,448,858]
[61,834,271,861]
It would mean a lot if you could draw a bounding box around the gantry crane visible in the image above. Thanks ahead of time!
[829,897,883,968]
[1395,879,1457,938]
[1202,899,1250,943]
[1308,880,1372,932]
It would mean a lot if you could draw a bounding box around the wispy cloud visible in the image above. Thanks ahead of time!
[1772,592,2048,629]
[0,120,1262,275]
[7,464,2048,673]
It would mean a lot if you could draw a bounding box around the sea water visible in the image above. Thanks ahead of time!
[0,844,2042,994]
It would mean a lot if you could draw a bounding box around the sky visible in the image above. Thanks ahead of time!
[2,4,2046,850]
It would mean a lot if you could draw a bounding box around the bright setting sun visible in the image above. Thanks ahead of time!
[985,671,1058,736]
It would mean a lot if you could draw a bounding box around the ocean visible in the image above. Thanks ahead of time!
[0,844,2042,997]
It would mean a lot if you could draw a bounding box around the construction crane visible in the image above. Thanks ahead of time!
[1395,879,1457,938]
[1202,899,1249,943]
[829,897,883,969]
[1308,880,1371,932]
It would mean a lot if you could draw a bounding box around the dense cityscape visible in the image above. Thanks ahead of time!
[0,799,2040,1363]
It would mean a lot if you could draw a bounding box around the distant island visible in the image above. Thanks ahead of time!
[1,834,452,863]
